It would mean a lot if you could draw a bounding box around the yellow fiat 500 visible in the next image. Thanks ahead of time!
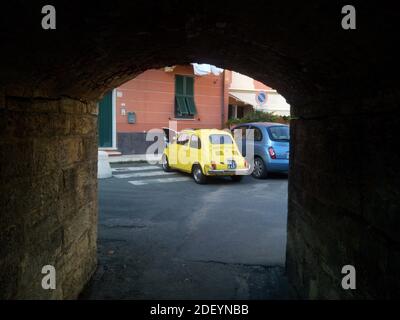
[162,128,250,184]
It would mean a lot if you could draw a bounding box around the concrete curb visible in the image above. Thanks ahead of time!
[108,154,162,164]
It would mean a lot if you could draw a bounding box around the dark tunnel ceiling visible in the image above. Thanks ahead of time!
[0,1,398,107]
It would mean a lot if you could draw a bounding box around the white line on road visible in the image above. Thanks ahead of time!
[112,166,159,173]
[113,170,176,179]
[128,177,191,186]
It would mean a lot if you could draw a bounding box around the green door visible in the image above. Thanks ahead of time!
[98,91,113,147]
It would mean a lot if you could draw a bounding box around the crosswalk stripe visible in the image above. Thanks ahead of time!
[113,170,176,179]
[112,166,159,173]
[128,177,191,186]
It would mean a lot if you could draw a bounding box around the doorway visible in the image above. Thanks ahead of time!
[98,91,114,148]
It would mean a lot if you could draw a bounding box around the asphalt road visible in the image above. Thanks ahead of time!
[80,162,290,299]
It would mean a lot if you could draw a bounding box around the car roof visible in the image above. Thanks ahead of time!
[181,129,232,136]
[179,129,196,135]
[233,122,288,128]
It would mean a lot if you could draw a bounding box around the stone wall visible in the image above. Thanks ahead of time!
[287,98,400,299]
[0,95,98,299]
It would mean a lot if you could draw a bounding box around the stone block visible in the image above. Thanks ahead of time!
[70,115,97,136]
[59,98,86,114]
[63,205,91,249]
[86,102,98,115]
[0,141,34,178]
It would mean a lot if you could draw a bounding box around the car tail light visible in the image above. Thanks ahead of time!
[268,147,276,159]
[210,161,217,170]
[244,159,249,168]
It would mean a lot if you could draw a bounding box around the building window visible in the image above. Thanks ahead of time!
[237,106,244,118]
[175,75,197,118]
[228,104,235,119]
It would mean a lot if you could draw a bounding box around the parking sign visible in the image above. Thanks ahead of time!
[256,91,267,105]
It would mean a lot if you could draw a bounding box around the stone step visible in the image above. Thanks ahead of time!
[105,151,122,157]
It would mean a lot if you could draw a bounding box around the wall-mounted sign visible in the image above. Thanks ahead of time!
[117,91,123,98]
[255,91,267,105]
[120,103,126,116]
[127,112,136,124]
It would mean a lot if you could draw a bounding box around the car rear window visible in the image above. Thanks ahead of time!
[209,134,233,144]
[267,126,290,142]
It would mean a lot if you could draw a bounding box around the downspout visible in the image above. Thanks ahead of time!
[221,70,225,129]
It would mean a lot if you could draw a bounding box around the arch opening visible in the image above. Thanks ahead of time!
[83,64,292,299]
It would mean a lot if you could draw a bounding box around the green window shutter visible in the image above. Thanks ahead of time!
[185,97,197,115]
[175,75,195,118]
[185,76,194,96]
[175,75,184,96]
[184,76,196,115]
[176,96,189,115]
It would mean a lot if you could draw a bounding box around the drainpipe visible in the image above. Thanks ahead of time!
[221,70,225,129]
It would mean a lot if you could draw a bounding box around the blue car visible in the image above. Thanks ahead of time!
[231,122,290,178]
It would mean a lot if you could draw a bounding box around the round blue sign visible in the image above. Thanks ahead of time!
[256,91,267,105]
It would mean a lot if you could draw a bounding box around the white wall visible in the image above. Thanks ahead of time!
[229,71,290,116]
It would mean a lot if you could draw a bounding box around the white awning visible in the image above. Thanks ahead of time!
[229,91,257,107]
[229,90,291,116]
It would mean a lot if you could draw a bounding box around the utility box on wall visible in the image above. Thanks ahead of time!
[127,112,136,124]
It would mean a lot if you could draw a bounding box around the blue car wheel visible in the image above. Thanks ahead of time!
[252,156,268,179]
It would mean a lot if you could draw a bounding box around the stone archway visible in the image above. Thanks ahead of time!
[0,1,398,299]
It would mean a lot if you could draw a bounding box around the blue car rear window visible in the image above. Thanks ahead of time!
[267,126,290,142]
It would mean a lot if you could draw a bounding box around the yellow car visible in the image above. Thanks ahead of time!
[162,128,250,184]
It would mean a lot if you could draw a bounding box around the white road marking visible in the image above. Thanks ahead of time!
[112,166,159,173]
[128,177,191,186]
[113,170,176,179]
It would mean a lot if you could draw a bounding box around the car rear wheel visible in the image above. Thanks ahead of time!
[161,154,172,172]
[252,157,268,179]
[192,165,207,184]
[231,175,243,182]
